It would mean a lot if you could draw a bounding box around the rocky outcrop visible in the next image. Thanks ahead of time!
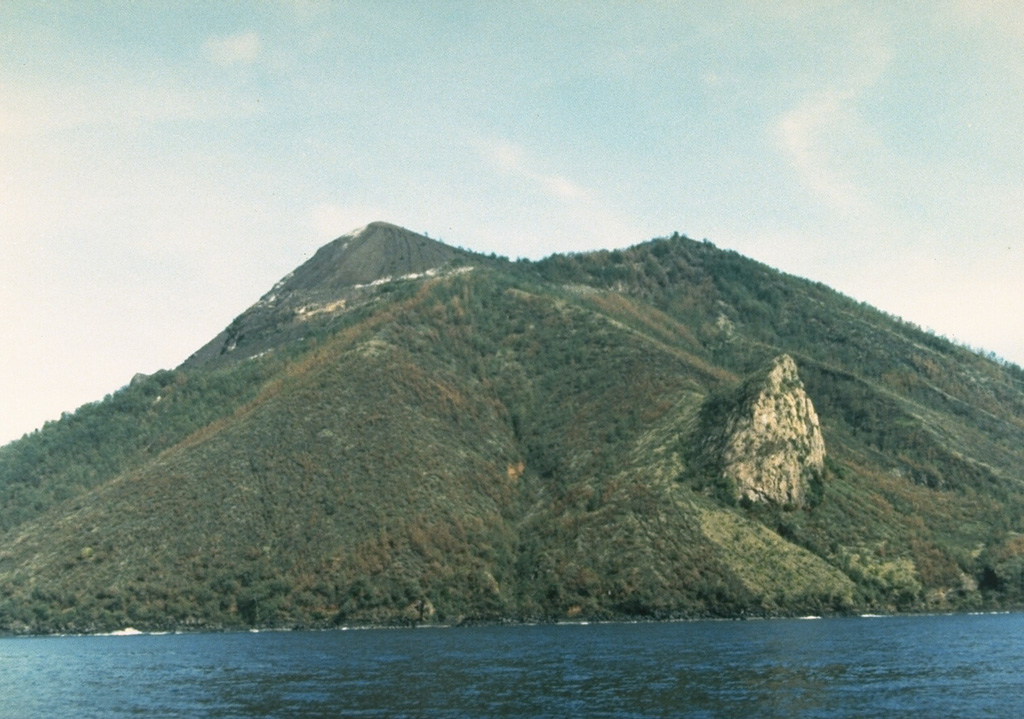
[695,355,826,507]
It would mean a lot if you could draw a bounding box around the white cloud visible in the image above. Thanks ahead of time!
[771,16,892,218]
[472,137,645,255]
[204,31,262,67]
[478,139,588,201]
[773,92,873,215]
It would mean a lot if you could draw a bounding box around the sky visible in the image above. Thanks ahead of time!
[2,1,1023,445]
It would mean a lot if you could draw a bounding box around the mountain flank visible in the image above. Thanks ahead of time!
[2,222,1024,633]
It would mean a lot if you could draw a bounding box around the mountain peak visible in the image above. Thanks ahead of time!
[284,222,460,294]
[182,222,465,368]
[348,220,407,235]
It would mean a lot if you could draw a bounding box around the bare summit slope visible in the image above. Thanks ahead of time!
[183,222,468,368]
[283,221,462,294]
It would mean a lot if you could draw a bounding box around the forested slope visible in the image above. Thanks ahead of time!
[2,223,1024,633]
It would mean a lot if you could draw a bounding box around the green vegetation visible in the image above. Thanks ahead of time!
[0,362,278,533]
[2,224,1024,633]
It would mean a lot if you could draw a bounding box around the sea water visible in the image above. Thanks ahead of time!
[2,613,1023,718]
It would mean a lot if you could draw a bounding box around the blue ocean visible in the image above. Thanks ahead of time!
[2,613,1022,718]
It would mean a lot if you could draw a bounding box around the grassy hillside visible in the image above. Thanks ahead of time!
[2,225,1024,633]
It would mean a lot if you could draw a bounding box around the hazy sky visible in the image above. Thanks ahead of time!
[2,1,1023,444]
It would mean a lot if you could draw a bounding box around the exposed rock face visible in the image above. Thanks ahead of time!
[705,355,826,507]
